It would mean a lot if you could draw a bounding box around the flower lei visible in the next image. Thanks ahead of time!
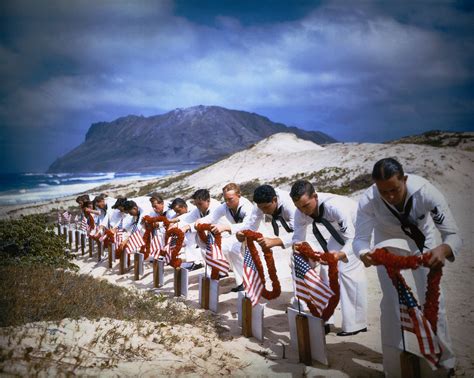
[141,215,170,260]
[195,223,223,280]
[294,242,340,321]
[159,227,184,269]
[370,248,442,332]
[242,230,281,300]
[86,213,96,235]
[102,228,115,248]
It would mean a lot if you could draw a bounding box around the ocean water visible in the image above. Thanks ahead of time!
[0,171,180,206]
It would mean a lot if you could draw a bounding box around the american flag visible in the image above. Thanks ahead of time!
[149,234,162,258]
[204,233,230,276]
[293,252,334,316]
[80,216,88,232]
[99,230,107,243]
[243,247,264,306]
[163,235,179,265]
[127,230,145,252]
[397,277,442,367]
[115,229,124,245]
[62,211,71,224]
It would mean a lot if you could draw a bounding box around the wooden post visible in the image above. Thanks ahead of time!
[242,296,253,338]
[97,241,103,262]
[68,229,73,249]
[400,351,421,378]
[174,268,182,297]
[88,237,93,257]
[119,249,127,275]
[201,276,210,310]
[75,230,80,251]
[296,314,312,366]
[57,223,61,235]
[153,260,159,288]
[134,252,141,280]
[80,233,85,255]
[108,244,114,268]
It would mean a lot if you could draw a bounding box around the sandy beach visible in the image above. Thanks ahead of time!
[1,133,473,376]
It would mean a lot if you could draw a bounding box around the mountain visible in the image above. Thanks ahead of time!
[47,105,336,173]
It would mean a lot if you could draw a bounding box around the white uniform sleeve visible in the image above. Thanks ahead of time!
[423,183,462,260]
[230,201,260,233]
[281,233,293,250]
[353,191,376,259]
[292,210,308,244]
[178,208,200,227]
[235,205,262,233]
[200,203,226,225]
[122,214,135,233]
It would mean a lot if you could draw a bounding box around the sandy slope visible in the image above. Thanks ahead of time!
[1,132,473,376]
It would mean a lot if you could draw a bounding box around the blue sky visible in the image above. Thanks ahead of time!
[1,0,473,173]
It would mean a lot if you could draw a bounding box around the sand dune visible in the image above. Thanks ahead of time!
[1,132,473,376]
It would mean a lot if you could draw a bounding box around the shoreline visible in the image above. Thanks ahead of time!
[1,133,473,376]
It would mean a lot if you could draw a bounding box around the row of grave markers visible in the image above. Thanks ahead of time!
[57,223,438,375]
[56,223,338,368]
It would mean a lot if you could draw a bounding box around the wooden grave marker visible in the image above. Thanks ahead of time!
[153,259,165,288]
[133,252,144,280]
[237,291,265,341]
[75,230,80,252]
[108,244,115,268]
[287,307,328,366]
[80,233,85,255]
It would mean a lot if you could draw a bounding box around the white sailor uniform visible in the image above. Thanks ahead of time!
[252,189,296,249]
[200,196,260,286]
[179,198,221,263]
[354,174,462,376]
[292,192,368,333]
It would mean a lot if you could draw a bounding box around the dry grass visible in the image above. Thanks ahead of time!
[0,265,211,328]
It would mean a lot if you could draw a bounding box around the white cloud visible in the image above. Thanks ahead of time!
[1,0,472,130]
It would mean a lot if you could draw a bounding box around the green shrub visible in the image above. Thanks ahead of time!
[0,214,76,270]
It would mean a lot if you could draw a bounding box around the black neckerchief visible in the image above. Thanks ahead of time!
[229,206,243,223]
[382,195,426,253]
[311,203,345,252]
[271,205,293,236]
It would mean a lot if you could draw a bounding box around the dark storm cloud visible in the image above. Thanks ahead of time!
[0,0,473,172]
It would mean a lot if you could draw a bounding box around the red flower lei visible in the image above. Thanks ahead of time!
[141,215,170,260]
[294,242,340,321]
[242,230,281,300]
[370,248,442,332]
[159,227,184,269]
[195,223,223,280]
[86,213,95,235]
[102,228,115,248]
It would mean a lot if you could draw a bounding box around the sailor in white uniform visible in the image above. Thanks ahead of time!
[353,158,462,376]
[146,193,179,251]
[251,185,296,250]
[130,196,154,215]
[123,199,149,235]
[92,195,110,228]
[290,180,368,336]
[149,193,177,220]
[179,189,221,270]
[167,198,200,266]
[100,197,128,230]
[198,183,260,292]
